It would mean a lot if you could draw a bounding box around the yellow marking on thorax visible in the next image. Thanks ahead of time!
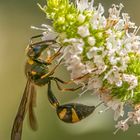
[31,71,37,75]
[28,59,34,65]
[59,109,67,120]
[71,108,80,123]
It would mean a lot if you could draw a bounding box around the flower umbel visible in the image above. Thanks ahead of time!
[36,0,140,134]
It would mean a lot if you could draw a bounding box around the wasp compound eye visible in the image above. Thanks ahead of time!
[27,44,48,59]
[56,103,95,123]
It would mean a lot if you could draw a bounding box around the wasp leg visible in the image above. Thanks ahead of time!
[30,39,56,47]
[35,62,62,86]
[53,78,82,92]
[29,34,56,46]
[70,68,99,83]
[46,46,62,64]
[29,34,56,47]
[53,77,72,84]
[52,71,93,85]
[30,34,43,44]
[41,60,62,79]
[55,72,90,85]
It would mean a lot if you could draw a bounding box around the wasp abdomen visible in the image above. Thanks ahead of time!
[56,103,95,123]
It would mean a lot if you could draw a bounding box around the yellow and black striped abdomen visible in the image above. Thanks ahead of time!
[56,103,95,123]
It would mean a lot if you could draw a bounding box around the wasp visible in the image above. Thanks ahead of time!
[11,34,76,140]
[11,34,100,140]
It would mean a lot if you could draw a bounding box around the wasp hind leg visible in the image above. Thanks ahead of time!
[53,77,82,92]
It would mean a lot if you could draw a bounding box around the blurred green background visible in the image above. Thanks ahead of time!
[1,0,140,140]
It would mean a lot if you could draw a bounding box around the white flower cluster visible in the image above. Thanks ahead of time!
[58,1,140,134]
[36,0,140,134]
[60,2,139,91]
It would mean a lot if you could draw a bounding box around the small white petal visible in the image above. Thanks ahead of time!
[76,0,94,12]
[77,25,90,37]
[88,36,96,46]
[77,14,86,23]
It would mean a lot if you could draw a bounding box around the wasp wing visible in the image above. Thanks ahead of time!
[28,84,38,130]
[11,80,32,140]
